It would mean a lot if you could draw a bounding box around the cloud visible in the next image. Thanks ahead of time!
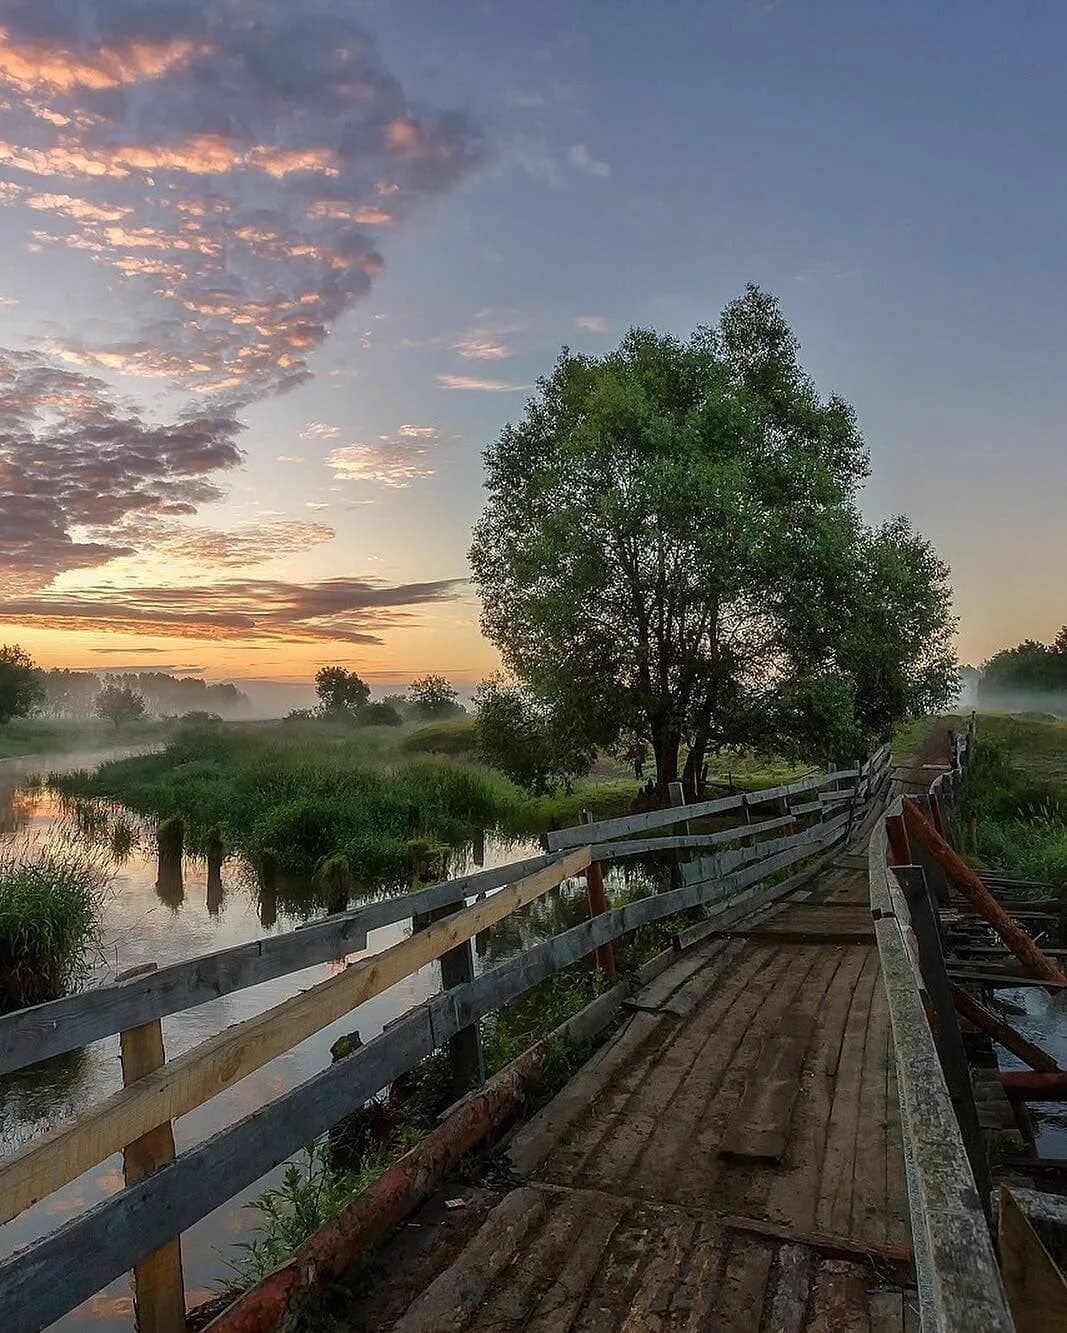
[112,518,336,569]
[0,576,466,644]
[0,1,482,403]
[575,314,609,333]
[568,143,611,179]
[454,332,509,360]
[327,425,441,488]
[0,349,242,590]
[436,374,527,392]
[299,421,341,440]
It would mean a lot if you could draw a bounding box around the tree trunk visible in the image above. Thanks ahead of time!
[652,726,681,798]
[681,742,706,802]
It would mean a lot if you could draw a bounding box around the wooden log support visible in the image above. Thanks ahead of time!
[950,984,1060,1073]
[884,813,911,868]
[117,964,185,1333]
[999,1186,1067,1331]
[413,901,484,1099]
[902,799,1067,986]
[999,1071,1067,1100]
[581,811,617,982]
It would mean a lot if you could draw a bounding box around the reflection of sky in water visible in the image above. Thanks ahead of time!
[0,748,651,1330]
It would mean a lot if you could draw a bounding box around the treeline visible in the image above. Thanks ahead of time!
[980,629,1067,703]
[37,670,250,720]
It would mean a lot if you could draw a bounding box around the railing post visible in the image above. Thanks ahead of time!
[117,963,186,1333]
[413,903,485,1100]
[891,866,993,1220]
[667,781,692,888]
[582,812,617,982]
[885,812,911,867]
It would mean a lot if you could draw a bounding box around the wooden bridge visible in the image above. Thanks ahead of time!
[0,723,1050,1330]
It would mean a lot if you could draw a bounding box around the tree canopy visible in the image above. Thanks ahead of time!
[315,666,370,716]
[408,673,461,719]
[95,684,146,729]
[0,644,43,725]
[470,286,955,794]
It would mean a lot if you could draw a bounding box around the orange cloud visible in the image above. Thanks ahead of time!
[0,32,204,94]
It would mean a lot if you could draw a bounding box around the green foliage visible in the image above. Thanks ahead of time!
[474,676,594,794]
[54,726,525,879]
[400,717,478,755]
[470,287,955,793]
[358,700,402,727]
[966,734,1067,891]
[0,644,44,726]
[94,684,146,729]
[0,845,107,1010]
[408,673,461,719]
[314,666,370,717]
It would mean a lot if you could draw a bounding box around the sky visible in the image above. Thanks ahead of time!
[0,1,1064,685]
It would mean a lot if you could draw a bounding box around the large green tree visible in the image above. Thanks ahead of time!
[0,644,43,725]
[470,287,955,795]
[314,666,370,717]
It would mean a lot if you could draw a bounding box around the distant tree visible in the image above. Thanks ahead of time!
[0,644,44,725]
[408,674,461,719]
[474,676,593,794]
[95,684,146,729]
[314,666,370,717]
[980,629,1067,702]
[471,288,954,794]
[359,700,403,726]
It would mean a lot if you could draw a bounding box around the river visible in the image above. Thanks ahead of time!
[0,746,633,1330]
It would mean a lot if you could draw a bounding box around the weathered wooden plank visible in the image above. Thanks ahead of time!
[999,1185,1067,1332]
[720,1014,816,1163]
[0,850,559,1076]
[545,771,844,850]
[0,849,590,1226]
[590,814,794,861]
[872,913,1013,1330]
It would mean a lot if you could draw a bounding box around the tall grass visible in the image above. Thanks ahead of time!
[53,725,527,881]
[0,845,107,1010]
[966,736,1067,891]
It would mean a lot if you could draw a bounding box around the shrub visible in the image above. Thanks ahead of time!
[0,847,108,1010]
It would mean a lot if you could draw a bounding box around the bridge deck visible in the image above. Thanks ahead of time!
[350,861,919,1331]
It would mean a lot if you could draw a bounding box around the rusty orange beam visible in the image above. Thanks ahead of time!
[202,1043,548,1333]
[585,859,617,982]
[998,1070,1067,1100]
[902,799,1067,987]
[884,812,911,867]
[950,984,1060,1073]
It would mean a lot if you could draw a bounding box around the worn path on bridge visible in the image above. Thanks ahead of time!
[344,837,921,1332]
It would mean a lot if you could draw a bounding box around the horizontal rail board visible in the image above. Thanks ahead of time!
[546,771,842,850]
[0,852,559,1076]
[590,813,794,861]
[0,826,843,1328]
[0,849,591,1226]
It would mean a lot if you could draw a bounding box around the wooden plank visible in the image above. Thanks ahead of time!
[723,1215,912,1270]
[999,1185,1067,1332]
[0,850,559,1076]
[871,914,1013,1330]
[720,1013,816,1162]
[0,848,590,1226]
[591,814,793,861]
[118,966,186,1333]
[545,771,844,850]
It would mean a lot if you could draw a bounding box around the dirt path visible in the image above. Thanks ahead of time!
[341,848,919,1331]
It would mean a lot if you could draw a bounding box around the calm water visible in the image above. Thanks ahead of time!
[0,747,635,1330]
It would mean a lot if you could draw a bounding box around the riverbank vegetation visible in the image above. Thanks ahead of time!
[0,845,107,1010]
[964,714,1067,890]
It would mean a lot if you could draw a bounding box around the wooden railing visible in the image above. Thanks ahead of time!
[868,718,1015,1331]
[0,745,893,1331]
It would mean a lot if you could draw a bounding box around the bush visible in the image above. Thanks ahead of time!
[401,717,478,755]
[359,701,402,727]
[0,847,107,1010]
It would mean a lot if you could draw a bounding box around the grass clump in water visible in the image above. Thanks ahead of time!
[0,845,107,1010]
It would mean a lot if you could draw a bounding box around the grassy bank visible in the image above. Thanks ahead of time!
[965,714,1067,890]
[0,846,107,1010]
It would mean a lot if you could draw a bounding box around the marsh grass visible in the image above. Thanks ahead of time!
[966,730,1067,891]
[0,843,108,1010]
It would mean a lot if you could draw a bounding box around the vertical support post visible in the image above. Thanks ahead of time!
[999,1186,1067,1330]
[846,756,863,839]
[472,827,486,867]
[582,812,617,982]
[668,781,692,888]
[885,812,912,868]
[117,963,185,1333]
[928,789,946,838]
[413,902,485,1099]
[892,866,993,1219]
